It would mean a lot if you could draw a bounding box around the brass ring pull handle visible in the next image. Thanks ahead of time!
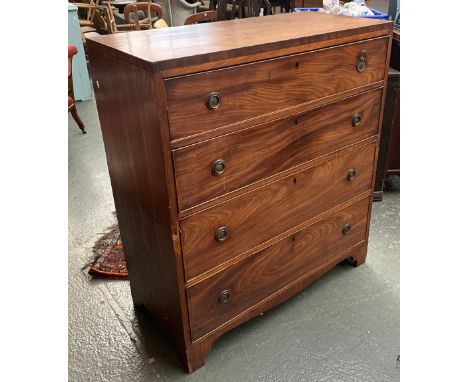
[215,226,230,242]
[356,50,368,73]
[342,223,352,235]
[352,113,362,127]
[218,289,231,304]
[212,159,226,176]
[206,92,221,110]
[347,169,357,181]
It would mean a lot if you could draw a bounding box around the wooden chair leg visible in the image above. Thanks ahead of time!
[70,104,87,134]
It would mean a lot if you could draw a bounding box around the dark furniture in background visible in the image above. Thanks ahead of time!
[239,0,272,17]
[373,24,400,201]
[390,25,400,70]
[269,0,291,12]
[87,13,392,373]
[373,66,399,201]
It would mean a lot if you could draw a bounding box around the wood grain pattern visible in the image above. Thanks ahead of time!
[178,137,377,221]
[86,45,189,356]
[160,31,391,79]
[173,88,383,211]
[152,72,195,365]
[190,241,368,349]
[169,82,383,149]
[86,14,392,373]
[86,12,392,73]
[165,37,387,140]
[187,196,370,340]
[181,143,376,281]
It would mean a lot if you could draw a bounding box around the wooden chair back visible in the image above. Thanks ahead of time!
[124,2,164,30]
[184,10,218,25]
[92,7,109,34]
[74,0,101,27]
[103,3,138,33]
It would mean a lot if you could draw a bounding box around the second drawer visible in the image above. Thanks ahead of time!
[180,143,376,281]
[173,88,382,212]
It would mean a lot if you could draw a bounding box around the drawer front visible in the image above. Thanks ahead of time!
[187,196,370,341]
[165,37,388,140]
[174,89,382,211]
[181,143,376,280]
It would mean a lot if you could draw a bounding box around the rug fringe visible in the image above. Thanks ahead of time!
[82,221,120,271]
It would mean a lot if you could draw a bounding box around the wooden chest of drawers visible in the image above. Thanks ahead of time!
[87,12,392,373]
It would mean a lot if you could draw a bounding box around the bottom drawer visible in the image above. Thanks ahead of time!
[186,196,371,341]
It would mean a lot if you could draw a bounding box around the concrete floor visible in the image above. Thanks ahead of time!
[69,92,400,381]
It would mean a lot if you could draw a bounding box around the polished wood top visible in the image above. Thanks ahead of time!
[87,12,392,72]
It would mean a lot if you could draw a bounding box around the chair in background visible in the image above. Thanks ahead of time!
[68,45,86,134]
[92,6,110,34]
[103,3,138,33]
[184,10,217,24]
[124,2,164,29]
[74,0,102,49]
[171,0,202,26]
[153,0,201,26]
[151,0,172,25]
[73,0,100,28]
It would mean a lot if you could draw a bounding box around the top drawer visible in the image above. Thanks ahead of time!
[164,37,388,141]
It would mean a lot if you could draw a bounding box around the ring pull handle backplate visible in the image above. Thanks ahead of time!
[212,159,226,176]
[342,223,352,235]
[218,289,231,304]
[352,113,362,127]
[215,226,230,242]
[356,50,368,73]
[206,92,221,110]
[347,169,357,182]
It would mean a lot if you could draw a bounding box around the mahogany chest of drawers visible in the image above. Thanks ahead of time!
[87,12,392,373]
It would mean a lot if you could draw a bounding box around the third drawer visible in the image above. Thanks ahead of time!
[180,142,376,281]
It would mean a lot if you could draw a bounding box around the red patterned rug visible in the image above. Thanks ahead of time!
[86,221,128,280]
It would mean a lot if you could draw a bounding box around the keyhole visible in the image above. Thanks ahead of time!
[293,178,297,184]
[295,61,299,68]
[294,118,299,125]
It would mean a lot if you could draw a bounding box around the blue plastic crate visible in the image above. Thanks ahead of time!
[294,7,389,20]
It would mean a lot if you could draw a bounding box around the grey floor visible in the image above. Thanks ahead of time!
[69,91,399,381]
